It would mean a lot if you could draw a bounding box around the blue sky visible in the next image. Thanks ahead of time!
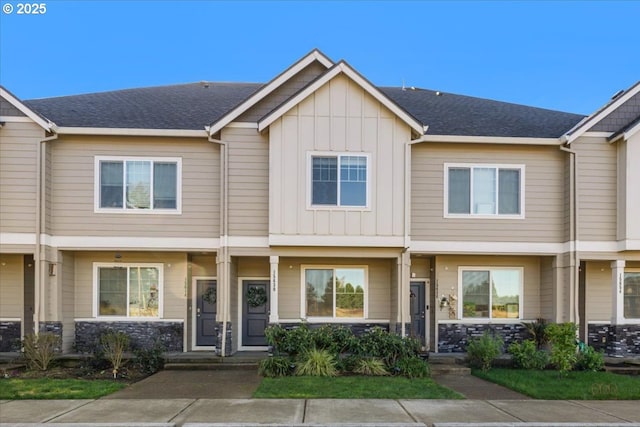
[1,1,638,114]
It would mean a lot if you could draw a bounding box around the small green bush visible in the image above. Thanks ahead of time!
[466,331,503,372]
[259,356,293,377]
[522,318,548,350]
[395,356,430,378]
[295,348,337,377]
[100,330,130,378]
[353,357,388,376]
[508,339,549,370]
[22,333,60,371]
[546,322,578,377]
[355,327,420,368]
[133,342,165,374]
[576,345,604,372]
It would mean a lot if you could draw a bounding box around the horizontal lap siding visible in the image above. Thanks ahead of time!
[223,128,269,236]
[0,254,23,318]
[575,137,617,241]
[0,122,42,233]
[412,143,565,243]
[50,137,220,238]
[585,261,612,322]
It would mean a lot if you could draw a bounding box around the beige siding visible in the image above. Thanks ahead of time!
[574,137,617,241]
[0,254,23,318]
[622,134,640,241]
[237,257,269,277]
[585,261,612,322]
[269,74,410,239]
[277,257,393,320]
[434,255,541,322]
[73,252,187,320]
[0,122,42,233]
[50,136,220,238]
[412,143,565,243]
[539,257,554,320]
[191,255,217,278]
[60,251,75,352]
[237,61,328,122]
[223,128,269,236]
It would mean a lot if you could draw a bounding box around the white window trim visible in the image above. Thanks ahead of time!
[307,151,371,211]
[624,269,640,321]
[94,156,182,214]
[458,266,524,320]
[444,163,525,219]
[300,265,369,321]
[93,262,164,319]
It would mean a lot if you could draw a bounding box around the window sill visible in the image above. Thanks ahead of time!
[444,214,525,220]
[94,209,182,215]
[438,319,527,324]
[76,318,183,322]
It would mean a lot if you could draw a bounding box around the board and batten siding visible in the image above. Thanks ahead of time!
[49,136,220,238]
[222,128,269,237]
[585,261,612,322]
[0,122,42,234]
[269,74,410,239]
[73,252,187,319]
[0,254,23,318]
[574,137,617,242]
[277,257,393,321]
[411,143,565,243]
[619,135,640,242]
[434,255,541,322]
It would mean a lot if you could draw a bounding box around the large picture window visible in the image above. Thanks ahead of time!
[304,267,366,319]
[460,267,522,319]
[96,157,181,213]
[624,272,640,319]
[94,263,162,318]
[446,164,524,218]
[310,154,368,207]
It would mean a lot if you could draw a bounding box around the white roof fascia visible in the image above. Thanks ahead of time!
[0,87,54,131]
[208,49,334,136]
[258,62,425,135]
[413,135,561,146]
[56,127,208,137]
[565,81,640,144]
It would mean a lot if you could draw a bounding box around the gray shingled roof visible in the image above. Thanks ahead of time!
[24,82,262,131]
[24,81,584,137]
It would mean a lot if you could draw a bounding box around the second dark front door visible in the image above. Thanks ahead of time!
[242,280,269,346]
[196,279,217,347]
[410,281,427,348]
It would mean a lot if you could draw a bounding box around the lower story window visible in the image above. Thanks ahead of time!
[460,267,522,319]
[304,267,366,319]
[624,272,640,319]
[95,263,162,318]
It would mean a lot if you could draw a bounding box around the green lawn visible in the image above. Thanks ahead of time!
[254,375,464,399]
[0,378,126,399]
[473,368,640,400]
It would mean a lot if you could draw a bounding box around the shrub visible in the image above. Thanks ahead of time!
[466,331,503,372]
[311,324,356,356]
[295,348,337,377]
[21,333,60,371]
[546,322,578,377]
[508,339,549,370]
[100,330,130,378]
[355,327,420,368]
[133,342,165,374]
[353,357,388,376]
[265,324,314,357]
[522,318,548,350]
[396,356,430,378]
[576,345,604,372]
[259,356,293,377]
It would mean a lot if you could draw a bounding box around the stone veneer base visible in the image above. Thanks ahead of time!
[0,321,21,352]
[588,323,640,357]
[75,321,183,353]
[438,322,528,353]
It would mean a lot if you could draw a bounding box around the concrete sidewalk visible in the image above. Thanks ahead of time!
[1,398,640,426]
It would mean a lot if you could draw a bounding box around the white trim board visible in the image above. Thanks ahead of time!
[56,127,207,137]
[410,240,569,255]
[269,234,405,247]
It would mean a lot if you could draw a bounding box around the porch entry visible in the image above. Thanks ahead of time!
[23,255,35,336]
[242,280,269,346]
[410,281,430,350]
[195,279,217,347]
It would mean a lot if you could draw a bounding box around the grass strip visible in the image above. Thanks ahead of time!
[0,378,126,399]
[254,375,464,399]
[473,368,640,400]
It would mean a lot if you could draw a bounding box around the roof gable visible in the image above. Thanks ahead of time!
[257,61,426,136]
[207,49,333,136]
[1,86,54,131]
[565,80,640,144]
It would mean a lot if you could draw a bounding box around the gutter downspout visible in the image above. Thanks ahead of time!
[208,131,229,357]
[560,145,580,331]
[35,133,58,335]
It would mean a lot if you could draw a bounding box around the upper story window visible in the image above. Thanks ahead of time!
[303,266,367,320]
[94,263,163,318]
[95,156,181,213]
[310,153,369,208]
[445,164,524,218]
[460,267,523,320]
[624,271,640,319]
